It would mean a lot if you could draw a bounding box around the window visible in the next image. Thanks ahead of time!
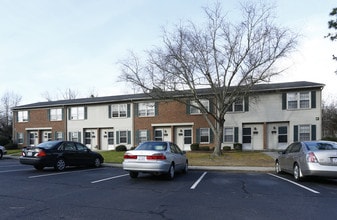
[184,129,192,145]
[70,107,85,120]
[17,133,24,144]
[119,130,128,143]
[287,92,310,109]
[199,128,210,144]
[138,130,148,144]
[138,102,155,117]
[228,98,245,112]
[70,132,80,142]
[154,129,163,141]
[190,100,209,114]
[224,127,234,142]
[108,132,114,145]
[278,126,288,143]
[18,111,28,122]
[85,132,91,145]
[50,108,63,121]
[111,104,127,118]
[55,132,64,141]
[299,125,311,141]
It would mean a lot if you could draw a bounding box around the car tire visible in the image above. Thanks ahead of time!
[34,165,44,170]
[54,158,66,171]
[275,161,282,174]
[0,151,3,159]
[293,163,302,181]
[93,157,101,168]
[166,164,175,180]
[182,161,188,174]
[129,171,139,178]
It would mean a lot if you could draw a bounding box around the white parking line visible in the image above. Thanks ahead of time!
[190,172,207,190]
[0,169,32,173]
[29,169,90,178]
[91,174,129,183]
[268,173,320,194]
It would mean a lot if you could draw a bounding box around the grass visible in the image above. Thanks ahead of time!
[100,150,275,167]
[7,149,275,167]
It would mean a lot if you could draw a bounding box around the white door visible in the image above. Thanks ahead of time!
[101,129,114,150]
[175,127,192,151]
[42,131,52,142]
[29,132,39,146]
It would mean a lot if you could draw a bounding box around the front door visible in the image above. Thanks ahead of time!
[29,131,39,146]
[175,127,192,151]
[42,131,52,142]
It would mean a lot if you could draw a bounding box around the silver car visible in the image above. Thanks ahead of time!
[275,141,337,181]
[122,141,188,180]
[0,145,7,159]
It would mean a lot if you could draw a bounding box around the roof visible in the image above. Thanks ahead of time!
[12,81,324,110]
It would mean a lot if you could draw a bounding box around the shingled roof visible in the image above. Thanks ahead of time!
[12,81,324,110]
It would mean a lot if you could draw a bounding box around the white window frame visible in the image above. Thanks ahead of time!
[138,102,155,117]
[287,92,310,110]
[17,132,24,144]
[70,132,79,142]
[138,130,148,144]
[223,127,234,143]
[299,125,311,141]
[18,111,28,122]
[70,107,85,120]
[111,104,127,118]
[50,108,63,121]
[200,128,210,144]
[108,132,114,145]
[55,132,64,141]
[119,130,128,144]
[190,99,209,114]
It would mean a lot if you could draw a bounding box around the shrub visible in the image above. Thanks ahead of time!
[0,137,10,146]
[199,146,210,151]
[190,143,199,151]
[115,145,127,151]
[322,136,337,142]
[5,142,18,150]
[222,146,231,151]
[233,143,242,151]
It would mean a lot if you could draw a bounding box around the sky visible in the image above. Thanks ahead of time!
[0,0,336,105]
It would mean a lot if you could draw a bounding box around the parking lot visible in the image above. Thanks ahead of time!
[1,158,337,220]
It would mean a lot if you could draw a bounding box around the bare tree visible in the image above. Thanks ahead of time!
[41,88,80,101]
[119,2,297,156]
[322,101,337,138]
[0,91,22,142]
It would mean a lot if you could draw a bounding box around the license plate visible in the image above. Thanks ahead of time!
[137,156,146,161]
[332,158,337,164]
[27,152,32,156]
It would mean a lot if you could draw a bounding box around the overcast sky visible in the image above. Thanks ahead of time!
[0,0,336,105]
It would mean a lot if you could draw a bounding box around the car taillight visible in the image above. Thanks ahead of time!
[147,154,166,160]
[307,152,318,163]
[124,154,137,159]
[36,150,47,157]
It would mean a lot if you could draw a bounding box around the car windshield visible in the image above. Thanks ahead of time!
[136,142,167,151]
[306,142,337,151]
[36,141,61,149]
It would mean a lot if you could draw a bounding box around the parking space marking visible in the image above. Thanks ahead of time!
[0,169,32,173]
[190,172,207,190]
[91,174,129,183]
[29,169,92,178]
[268,173,320,194]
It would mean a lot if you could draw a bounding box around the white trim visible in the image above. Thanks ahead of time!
[151,122,194,127]
[25,127,52,131]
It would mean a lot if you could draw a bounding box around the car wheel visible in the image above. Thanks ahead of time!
[93,157,101,168]
[129,171,139,178]
[0,151,3,159]
[275,161,282,174]
[166,164,175,180]
[54,158,66,171]
[293,163,302,181]
[34,165,44,170]
[182,161,188,174]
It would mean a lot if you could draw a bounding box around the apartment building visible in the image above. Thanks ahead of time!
[12,81,324,151]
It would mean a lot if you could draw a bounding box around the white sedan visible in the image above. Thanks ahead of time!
[123,141,188,180]
[0,145,7,159]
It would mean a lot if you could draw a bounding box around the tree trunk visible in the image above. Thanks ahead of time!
[213,120,224,156]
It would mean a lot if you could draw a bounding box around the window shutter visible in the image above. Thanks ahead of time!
[127,104,131,118]
[134,103,138,117]
[135,130,139,144]
[116,131,120,144]
[155,102,158,116]
[62,108,65,120]
[311,125,316,140]
[84,107,87,119]
[186,101,191,115]
[244,97,249,112]
[234,127,239,143]
[78,132,82,143]
[210,128,214,143]
[68,132,72,141]
[48,109,51,121]
[68,108,71,120]
[196,128,200,143]
[108,105,111,118]
[311,91,316,109]
[127,131,131,144]
[282,93,287,110]
[147,129,151,140]
[293,125,298,142]
[27,111,30,122]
